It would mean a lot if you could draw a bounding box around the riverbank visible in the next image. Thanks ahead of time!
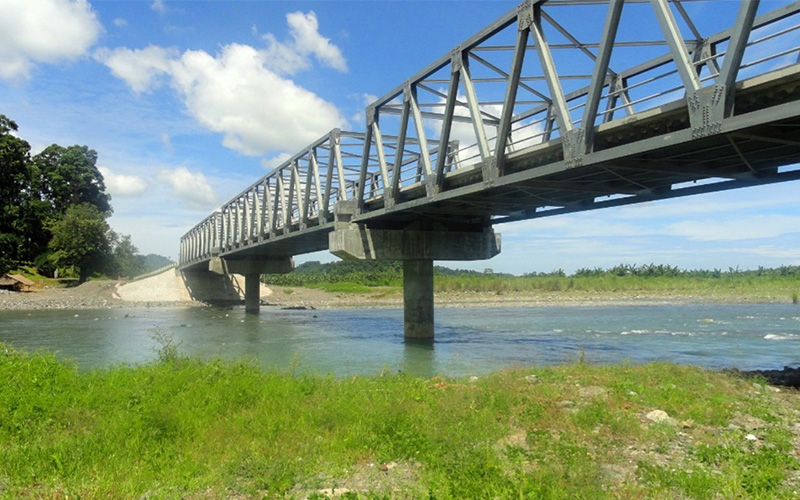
[1,347,798,499]
[3,275,798,312]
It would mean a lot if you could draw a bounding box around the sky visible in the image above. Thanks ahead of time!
[1,0,799,275]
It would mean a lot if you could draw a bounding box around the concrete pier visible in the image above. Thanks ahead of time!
[403,259,435,339]
[208,257,294,314]
[244,273,261,314]
[330,221,500,338]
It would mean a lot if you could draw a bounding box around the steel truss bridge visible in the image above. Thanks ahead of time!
[179,0,800,337]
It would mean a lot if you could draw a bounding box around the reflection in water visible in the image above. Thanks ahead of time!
[1,303,799,376]
[402,338,435,378]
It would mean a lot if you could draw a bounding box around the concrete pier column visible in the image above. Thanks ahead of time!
[403,259,434,339]
[330,217,501,340]
[244,273,261,314]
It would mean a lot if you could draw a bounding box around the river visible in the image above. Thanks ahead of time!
[1,303,799,377]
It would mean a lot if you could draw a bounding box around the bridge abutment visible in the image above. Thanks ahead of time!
[330,221,500,339]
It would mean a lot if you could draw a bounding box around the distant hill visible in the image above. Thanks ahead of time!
[144,254,175,273]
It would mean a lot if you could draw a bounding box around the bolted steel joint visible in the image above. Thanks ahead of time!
[450,47,463,73]
[366,105,377,126]
[517,0,534,31]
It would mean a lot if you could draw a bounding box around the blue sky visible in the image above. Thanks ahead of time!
[2,0,799,274]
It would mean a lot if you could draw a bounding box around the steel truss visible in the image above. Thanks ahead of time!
[181,0,800,268]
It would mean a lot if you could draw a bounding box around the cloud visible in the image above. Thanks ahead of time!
[157,166,218,208]
[261,153,292,170]
[160,132,173,153]
[0,0,102,82]
[99,167,148,197]
[151,0,166,14]
[113,18,128,28]
[97,11,348,156]
[94,45,177,94]
[665,214,800,241]
[259,11,347,75]
[170,44,347,155]
[285,11,347,72]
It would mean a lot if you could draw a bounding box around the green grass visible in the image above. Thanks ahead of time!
[265,262,800,303]
[1,344,799,499]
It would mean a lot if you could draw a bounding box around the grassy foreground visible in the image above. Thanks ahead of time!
[2,345,799,499]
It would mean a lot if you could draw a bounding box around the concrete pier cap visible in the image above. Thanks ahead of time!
[329,221,501,339]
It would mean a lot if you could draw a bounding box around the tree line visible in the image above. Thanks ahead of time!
[264,259,800,288]
[0,114,158,282]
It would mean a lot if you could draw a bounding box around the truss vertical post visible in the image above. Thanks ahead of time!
[435,57,462,191]
[264,179,274,238]
[357,108,375,211]
[459,52,493,171]
[650,0,702,93]
[494,21,530,177]
[389,94,411,207]
[718,0,760,117]
[290,161,305,228]
[581,0,624,154]
[371,120,390,199]
[310,149,323,223]
[531,4,586,167]
[407,84,435,198]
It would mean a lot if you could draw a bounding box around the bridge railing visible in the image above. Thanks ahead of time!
[180,0,800,267]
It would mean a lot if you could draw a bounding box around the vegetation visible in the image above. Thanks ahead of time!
[0,114,159,281]
[1,343,798,499]
[265,261,800,301]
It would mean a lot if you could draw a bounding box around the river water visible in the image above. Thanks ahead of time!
[1,303,799,377]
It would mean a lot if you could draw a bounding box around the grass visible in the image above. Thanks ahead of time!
[1,344,799,499]
[265,262,800,304]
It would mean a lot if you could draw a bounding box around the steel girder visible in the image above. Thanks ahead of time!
[180,0,800,268]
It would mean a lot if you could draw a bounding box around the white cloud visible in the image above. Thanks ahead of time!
[94,45,177,94]
[665,214,800,241]
[160,132,173,153]
[262,153,292,170]
[97,11,348,156]
[259,11,347,75]
[285,11,347,72]
[113,18,128,28]
[261,33,312,75]
[151,0,166,14]
[170,44,347,155]
[99,167,148,197]
[0,0,102,81]
[157,167,218,208]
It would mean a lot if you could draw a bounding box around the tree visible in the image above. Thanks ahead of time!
[112,234,146,278]
[33,144,112,215]
[48,203,114,283]
[0,115,32,273]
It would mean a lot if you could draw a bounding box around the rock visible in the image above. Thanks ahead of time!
[558,400,576,408]
[645,409,677,425]
[469,376,479,382]
[524,374,540,384]
[578,386,607,399]
[745,433,758,441]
